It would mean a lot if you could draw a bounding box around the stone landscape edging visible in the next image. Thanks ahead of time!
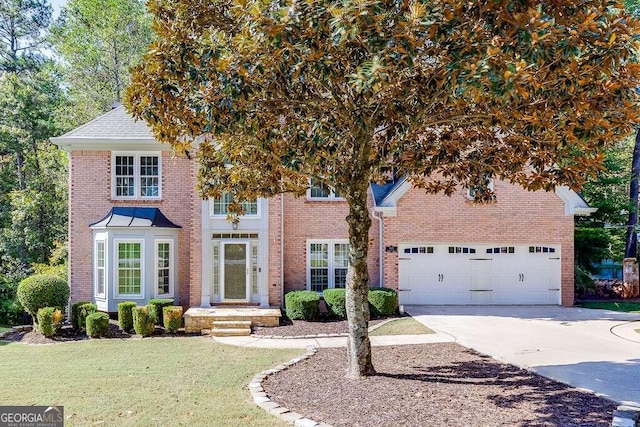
[249,345,332,427]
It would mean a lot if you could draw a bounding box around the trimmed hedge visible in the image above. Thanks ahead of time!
[323,288,347,319]
[132,306,155,337]
[71,301,91,330]
[285,290,320,321]
[86,312,110,338]
[17,274,69,323]
[118,301,137,331]
[37,307,63,337]
[368,287,397,317]
[163,306,183,333]
[148,298,174,325]
[77,303,97,332]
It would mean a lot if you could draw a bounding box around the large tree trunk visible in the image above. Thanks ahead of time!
[345,180,375,378]
[625,128,640,259]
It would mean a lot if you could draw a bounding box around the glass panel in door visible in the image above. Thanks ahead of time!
[223,243,248,300]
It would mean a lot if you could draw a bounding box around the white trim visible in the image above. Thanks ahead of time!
[306,178,345,201]
[209,195,261,219]
[555,186,596,216]
[94,238,107,299]
[111,151,162,200]
[306,239,349,292]
[220,241,251,302]
[378,179,411,207]
[154,239,174,298]
[114,239,145,299]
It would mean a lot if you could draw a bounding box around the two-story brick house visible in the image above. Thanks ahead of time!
[52,106,593,315]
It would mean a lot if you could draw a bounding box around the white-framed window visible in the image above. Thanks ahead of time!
[307,178,344,201]
[466,179,494,200]
[95,239,106,298]
[210,193,259,217]
[307,240,349,292]
[112,152,162,199]
[155,239,173,297]
[115,240,144,297]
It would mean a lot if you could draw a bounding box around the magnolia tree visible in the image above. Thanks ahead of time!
[126,0,640,378]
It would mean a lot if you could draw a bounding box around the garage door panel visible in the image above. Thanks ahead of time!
[398,243,562,305]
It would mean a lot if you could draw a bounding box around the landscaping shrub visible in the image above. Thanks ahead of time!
[323,288,347,319]
[118,301,137,331]
[37,307,63,337]
[86,312,110,338]
[163,306,183,333]
[76,303,97,332]
[285,290,320,321]
[368,287,397,317]
[17,274,69,323]
[71,301,91,330]
[132,306,156,336]
[148,298,174,324]
[575,266,596,299]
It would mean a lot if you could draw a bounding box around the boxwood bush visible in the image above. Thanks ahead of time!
[323,288,347,319]
[71,301,91,330]
[148,298,174,325]
[285,290,320,321]
[132,306,155,336]
[368,287,397,317]
[86,312,110,338]
[17,274,69,323]
[77,303,97,332]
[163,306,183,333]
[118,301,137,331]
[37,307,63,337]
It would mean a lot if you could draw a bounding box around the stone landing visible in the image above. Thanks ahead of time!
[184,307,281,334]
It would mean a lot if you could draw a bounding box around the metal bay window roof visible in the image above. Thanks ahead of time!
[90,207,181,228]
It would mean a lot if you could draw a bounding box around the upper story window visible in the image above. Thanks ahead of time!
[211,193,259,217]
[112,152,161,199]
[466,179,494,201]
[307,178,343,201]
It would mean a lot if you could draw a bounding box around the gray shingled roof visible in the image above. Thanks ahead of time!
[55,105,154,140]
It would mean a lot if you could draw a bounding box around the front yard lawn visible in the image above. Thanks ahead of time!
[370,317,435,336]
[579,301,640,313]
[0,337,301,426]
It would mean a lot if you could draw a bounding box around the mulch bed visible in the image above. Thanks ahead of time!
[263,343,616,427]
[253,317,393,337]
[2,319,197,344]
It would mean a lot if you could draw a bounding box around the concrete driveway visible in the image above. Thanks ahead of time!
[407,305,640,405]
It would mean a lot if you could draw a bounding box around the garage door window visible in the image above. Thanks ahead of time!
[308,240,349,292]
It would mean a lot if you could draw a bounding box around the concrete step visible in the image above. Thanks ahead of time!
[212,320,252,329]
[210,328,252,337]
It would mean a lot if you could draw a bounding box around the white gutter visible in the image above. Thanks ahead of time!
[280,193,285,307]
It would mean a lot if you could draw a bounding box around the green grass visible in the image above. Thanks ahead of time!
[0,326,11,334]
[0,337,302,426]
[579,301,640,313]
[370,317,435,336]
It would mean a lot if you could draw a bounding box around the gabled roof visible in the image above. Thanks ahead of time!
[90,207,181,229]
[51,106,169,151]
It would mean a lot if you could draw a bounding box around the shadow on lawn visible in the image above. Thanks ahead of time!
[375,349,616,426]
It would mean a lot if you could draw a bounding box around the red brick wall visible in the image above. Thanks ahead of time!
[382,181,575,305]
[268,195,283,306]
[281,192,381,294]
[68,150,192,307]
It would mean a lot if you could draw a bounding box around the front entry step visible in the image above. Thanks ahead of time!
[210,320,252,337]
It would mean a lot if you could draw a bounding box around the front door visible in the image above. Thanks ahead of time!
[221,242,249,301]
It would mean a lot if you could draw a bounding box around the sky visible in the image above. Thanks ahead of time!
[50,0,67,19]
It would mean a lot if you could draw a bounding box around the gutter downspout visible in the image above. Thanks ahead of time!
[371,209,384,288]
[280,193,285,307]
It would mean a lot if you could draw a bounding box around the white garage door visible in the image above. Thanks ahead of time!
[398,244,561,305]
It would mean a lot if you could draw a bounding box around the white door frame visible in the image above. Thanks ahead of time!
[220,241,251,302]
